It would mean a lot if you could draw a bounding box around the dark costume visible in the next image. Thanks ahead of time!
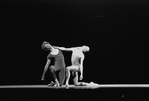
[47,50,65,86]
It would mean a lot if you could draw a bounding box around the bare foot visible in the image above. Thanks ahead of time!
[48,81,55,86]
[65,83,69,87]
[54,83,60,87]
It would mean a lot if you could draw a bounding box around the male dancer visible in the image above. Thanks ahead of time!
[41,41,66,86]
[54,45,90,86]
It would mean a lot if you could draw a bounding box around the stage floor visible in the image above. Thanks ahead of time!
[0,84,149,89]
[0,84,149,101]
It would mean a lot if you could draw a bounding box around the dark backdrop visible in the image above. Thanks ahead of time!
[3,0,149,85]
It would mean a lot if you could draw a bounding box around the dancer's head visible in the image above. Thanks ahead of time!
[41,41,53,51]
[81,45,90,52]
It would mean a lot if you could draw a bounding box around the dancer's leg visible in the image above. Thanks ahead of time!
[49,66,59,86]
[73,71,90,86]
[65,67,70,86]
[58,68,65,86]
[73,72,78,85]
[65,65,79,86]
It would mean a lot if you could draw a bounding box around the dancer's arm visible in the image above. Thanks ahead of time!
[53,46,78,51]
[80,56,84,80]
[41,59,51,80]
[53,46,66,50]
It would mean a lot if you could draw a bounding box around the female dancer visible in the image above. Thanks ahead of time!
[54,45,90,86]
[41,41,66,87]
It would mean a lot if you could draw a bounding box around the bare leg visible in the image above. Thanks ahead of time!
[73,72,82,86]
[58,68,65,86]
[73,72,89,86]
[49,66,60,86]
[65,65,80,86]
[73,72,78,85]
[65,68,70,86]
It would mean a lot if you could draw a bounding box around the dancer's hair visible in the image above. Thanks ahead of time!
[41,41,51,51]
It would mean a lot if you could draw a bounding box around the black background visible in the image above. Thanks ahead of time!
[3,0,149,85]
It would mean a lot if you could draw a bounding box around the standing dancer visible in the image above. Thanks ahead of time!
[54,45,90,86]
[41,41,66,87]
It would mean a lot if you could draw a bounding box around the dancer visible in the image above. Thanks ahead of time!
[41,41,66,87]
[54,45,90,86]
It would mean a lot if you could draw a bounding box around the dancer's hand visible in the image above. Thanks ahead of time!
[80,75,83,80]
[41,76,45,81]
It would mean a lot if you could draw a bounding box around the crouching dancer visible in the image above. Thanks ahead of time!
[41,41,66,87]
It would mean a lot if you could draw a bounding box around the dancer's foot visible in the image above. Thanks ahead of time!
[48,81,55,86]
[54,79,60,87]
[54,82,60,87]
[48,81,60,87]
[65,83,69,87]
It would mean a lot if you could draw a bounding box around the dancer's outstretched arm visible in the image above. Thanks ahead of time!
[53,46,66,50]
[53,46,79,51]
[41,59,51,80]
